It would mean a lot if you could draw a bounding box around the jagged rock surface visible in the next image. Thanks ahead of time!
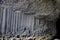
[0,0,60,38]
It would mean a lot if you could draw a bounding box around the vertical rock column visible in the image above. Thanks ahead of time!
[5,10,23,36]
[2,7,6,35]
[13,11,22,35]
[0,7,4,36]
[6,8,13,35]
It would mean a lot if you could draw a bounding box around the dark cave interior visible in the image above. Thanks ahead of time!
[53,15,60,39]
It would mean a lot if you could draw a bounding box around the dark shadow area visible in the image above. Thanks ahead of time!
[52,15,60,39]
[56,15,60,39]
[0,0,2,2]
[0,0,3,4]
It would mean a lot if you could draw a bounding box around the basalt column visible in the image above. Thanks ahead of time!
[0,7,4,36]
[0,8,19,36]
[1,9,23,36]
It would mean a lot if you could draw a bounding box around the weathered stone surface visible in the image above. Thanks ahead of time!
[0,0,60,39]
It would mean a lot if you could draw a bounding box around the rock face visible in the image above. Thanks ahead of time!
[0,0,60,38]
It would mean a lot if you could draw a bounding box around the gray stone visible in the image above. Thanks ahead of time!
[0,0,60,38]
